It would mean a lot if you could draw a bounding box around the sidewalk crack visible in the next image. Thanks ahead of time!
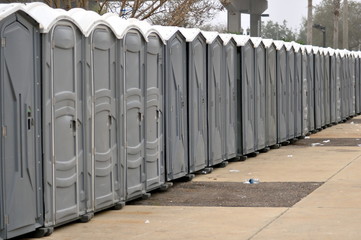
[247,208,290,240]
[325,153,361,182]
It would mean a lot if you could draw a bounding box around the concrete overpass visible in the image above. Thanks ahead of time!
[221,0,268,36]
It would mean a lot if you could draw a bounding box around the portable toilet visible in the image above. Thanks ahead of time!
[0,4,44,239]
[285,42,296,141]
[293,42,303,138]
[274,40,289,144]
[106,16,153,200]
[314,46,324,130]
[329,48,337,124]
[300,45,309,136]
[26,3,92,228]
[153,26,190,180]
[322,48,331,126]
[202,31,227,166]
[340,50,348,120]
[263,39,279,148]
[305,45,316,132]
[335,50,343,123]
[234,35,258,156]
[179,28,209,173]
[355,52,361,115]
[335,49,342,122]
[144,26,167,191]
[349,52,356,116]
[219,33,239,160]
[69,10,127,211]
[251,37,267,152]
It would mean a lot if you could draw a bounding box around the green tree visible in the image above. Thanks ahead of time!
[298,0,361,50]
[260,20,297,42]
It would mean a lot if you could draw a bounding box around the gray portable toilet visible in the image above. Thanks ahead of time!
[154,26,189,180]
[234,35,258,155]
[220,34,239,160]
[120,19,148,200]
[274,40,288,144]
[335,50,342,122]
[202,31,226,166]
[344,50,352,119]
[319,48,326,128]
[300,45,309,136]
[346,51,353,118]
[285,42,295,140]
[323,48,331,126]
[144,26,167,191]
[313,46,323,130]
[252,37,267,152]
[179,28,209,173]
[27,3,91,227]
[329,48,337,124]
[293,42,303,138]
[263,39,278,148]
[305,46,315,132]
[70,10,126,210]
[119,19,169,197]
[349,52,356,116]
[353,52,361,115]
[340,50,348,120]
[0,5,44,239]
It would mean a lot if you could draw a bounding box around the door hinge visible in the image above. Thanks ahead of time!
[1,38,5,47]
[2,126,7,137]
[4,215,8,225]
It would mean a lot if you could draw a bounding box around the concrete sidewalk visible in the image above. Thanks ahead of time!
[34,116,361,240]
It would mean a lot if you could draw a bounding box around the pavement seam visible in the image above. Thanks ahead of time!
[246,208,290,240]
[324,152,361,182]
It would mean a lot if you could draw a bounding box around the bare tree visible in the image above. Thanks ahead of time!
[307,0,313,44]
[343,0,349,49]
[333,0,340,49]
[106,0,223,27]
[3,0,222,27]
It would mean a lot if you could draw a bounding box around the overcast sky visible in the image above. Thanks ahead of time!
[212,0,323,31]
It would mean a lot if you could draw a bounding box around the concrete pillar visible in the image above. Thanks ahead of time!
[227,11,241,34]
[250,14,261,37]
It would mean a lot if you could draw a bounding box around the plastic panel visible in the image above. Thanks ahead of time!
[350,56,356,116]
[294,51,302,137]
[145,33,165,190]
[165,33,188,180]
[42,21,86,227]
[336,54,342,122]
[324,54,331,125]
[355,56,361,114]
[276,46,288,143]
[188,35,208,172]
[265,44,277,146]
[241,41,256,154]
[224,40,238,159]
[0,13,42,239]
[255,43,266,150]
[302,52,309,135]
[306,53,315,131]
[207,38,224,165]
[330,54,337,123]
[314,54,322,129]
[91,27,121,210]
[287,49,295,139]
[124,30,146,200]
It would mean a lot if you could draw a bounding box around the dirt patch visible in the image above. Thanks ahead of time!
[128,181,323,208]
[294,138,361,147]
